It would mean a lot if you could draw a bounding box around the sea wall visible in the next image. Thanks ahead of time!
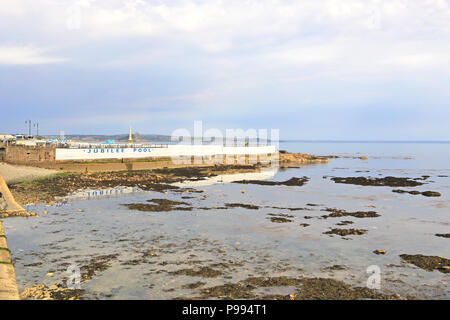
[0,221,20,300]
[55,145,277,161]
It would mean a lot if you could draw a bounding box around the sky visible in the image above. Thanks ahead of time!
[0,0,449,140]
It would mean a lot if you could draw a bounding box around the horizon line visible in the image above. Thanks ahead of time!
[18,134,450,143]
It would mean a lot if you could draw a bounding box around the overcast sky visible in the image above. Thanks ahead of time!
[0,0,449,140]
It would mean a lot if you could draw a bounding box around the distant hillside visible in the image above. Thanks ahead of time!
[42,134,273,144]
[43,134,173,143]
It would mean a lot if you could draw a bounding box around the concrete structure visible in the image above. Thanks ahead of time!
[1,142,277,164]
[0,221,20,300]
[0,145,55,163]
[0,174,26,214]
[55,145,277,161]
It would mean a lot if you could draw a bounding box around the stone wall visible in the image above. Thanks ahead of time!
[2,145,56,164]
[0,221,20,300]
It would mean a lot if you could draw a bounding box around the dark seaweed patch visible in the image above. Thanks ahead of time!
[393,190,441,197]
[225,203,259,210]
[400,254,450,273]
[321,208,380,219]
[234,177,309,187]
[324,228,368,237]
[331,176,424,187]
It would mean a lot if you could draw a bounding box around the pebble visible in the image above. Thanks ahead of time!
[373,250,386,255]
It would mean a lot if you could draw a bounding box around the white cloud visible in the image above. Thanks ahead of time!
[381,53,449,68]
[1,0,450,128]
[0,46,67,65]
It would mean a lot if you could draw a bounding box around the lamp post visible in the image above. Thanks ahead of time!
[25,120,32,137]
[34,123,39,137]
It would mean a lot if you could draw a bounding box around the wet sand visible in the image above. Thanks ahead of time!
[0,163,58,184]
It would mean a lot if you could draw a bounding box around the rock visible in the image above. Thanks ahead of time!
[421,191,441,197]
[268,217,293,223]
[321,208,380,218]
[400,254,450,273]
[332,176,424,187]
[299,223,310,227]
[235,177,309,187]
[393,190,441,197]
[324,228,368,237]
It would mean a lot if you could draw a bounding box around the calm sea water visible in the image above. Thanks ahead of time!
[3,142,449,299]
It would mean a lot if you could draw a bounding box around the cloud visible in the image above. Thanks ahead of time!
[0,46,67,65]
[0,0,449,139]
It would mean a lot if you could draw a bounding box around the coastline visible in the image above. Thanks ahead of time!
[2,152,328,211]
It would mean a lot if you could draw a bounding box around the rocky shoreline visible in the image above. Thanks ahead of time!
[3,152,329,212]
[6,164,260,209]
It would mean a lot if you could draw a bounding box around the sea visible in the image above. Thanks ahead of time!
[3,141,449,299]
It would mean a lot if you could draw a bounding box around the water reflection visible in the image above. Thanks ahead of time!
[171,168,278,187]
[58,186,143,201]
